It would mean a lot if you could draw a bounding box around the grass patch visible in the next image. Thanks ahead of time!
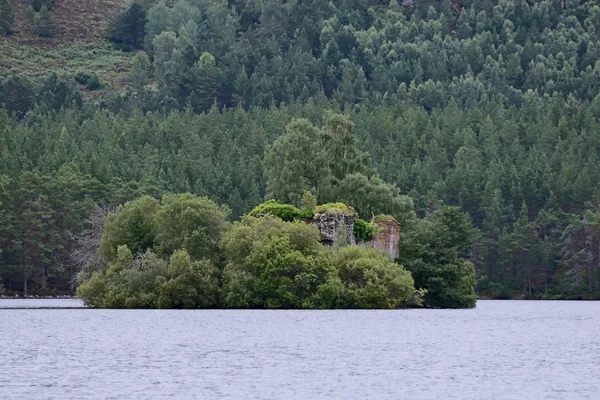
[0,39,136,93]
[314,203,355,216]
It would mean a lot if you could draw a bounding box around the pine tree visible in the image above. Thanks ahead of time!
[106,1,147,49]
[191,52,220,113]
[0,0,14,35]
[35,5,55,38]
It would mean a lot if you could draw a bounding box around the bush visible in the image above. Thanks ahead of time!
[314,202,355,216]
[157,250,220,309]
[353,218,377,242]
[99,195,160,263]
[332,246,416,309]
[222,216,339,308]
[75,71,102,90]
[153,193,229,263]
[247,200,301,222]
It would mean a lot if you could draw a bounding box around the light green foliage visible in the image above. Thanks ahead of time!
[222,217,339,308]
[400,206,477,308]
[265,118,330,206]
[266,115,415,224]
[300,190,317,219]
[81,246,166,308]
[314,202,355,216]
[332,246,416,309]
[336,174,416,228]
[76,272,106,306]
[247,200,301,222]
[79,193,229,308]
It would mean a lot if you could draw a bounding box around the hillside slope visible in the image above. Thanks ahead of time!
[7,0,122,46]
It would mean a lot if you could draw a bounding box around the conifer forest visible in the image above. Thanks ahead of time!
[2,0,600,304]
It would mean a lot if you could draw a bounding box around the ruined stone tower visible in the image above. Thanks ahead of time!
[361,216,401,260]
[313,207,400,259]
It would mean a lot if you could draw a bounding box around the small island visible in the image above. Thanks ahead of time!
[76,191,476,309]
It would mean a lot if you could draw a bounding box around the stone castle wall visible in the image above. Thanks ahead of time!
[313,213,356,247]
[313,213,400,259]
[363,218,401,260]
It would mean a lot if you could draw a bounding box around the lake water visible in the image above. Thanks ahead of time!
[0,300,598,399]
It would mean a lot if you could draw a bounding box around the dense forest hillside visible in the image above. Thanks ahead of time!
[1,0,600,301]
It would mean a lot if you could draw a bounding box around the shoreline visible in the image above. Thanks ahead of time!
[0,295,77,299]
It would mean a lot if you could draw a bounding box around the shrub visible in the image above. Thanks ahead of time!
[353,218,377,242]
[86,74,102,90]
[157,250,220,309]
[222,217,338,308]
[314,202,355,216]
[300,190,317,219]
[332,246,416,309]
[153,193,229,263]
[75,71,102,90]
[247,200,301,222]
[74,71,92,85]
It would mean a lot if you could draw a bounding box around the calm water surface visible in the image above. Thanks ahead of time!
[0,300,598,399]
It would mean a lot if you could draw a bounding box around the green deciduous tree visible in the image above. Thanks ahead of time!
[221,216,338,308]
[332,246,416,309]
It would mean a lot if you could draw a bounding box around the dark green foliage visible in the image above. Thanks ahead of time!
[400,206,477,308]
[25,5,34,23]
[34,5,55,37]
[30,0,54,12]
[75,72,102,90]
[106,1,147,50]
[0,0,14,35]
[5,0,600,301]
[248,200,302,222]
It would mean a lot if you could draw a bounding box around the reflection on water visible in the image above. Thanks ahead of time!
[0,300,598,399]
